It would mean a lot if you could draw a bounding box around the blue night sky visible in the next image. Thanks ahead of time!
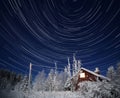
[0,0,120,76]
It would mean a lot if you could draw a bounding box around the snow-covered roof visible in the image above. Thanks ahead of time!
[80,67,110,81]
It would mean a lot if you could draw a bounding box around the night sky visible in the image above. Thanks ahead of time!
[0,0,120,77]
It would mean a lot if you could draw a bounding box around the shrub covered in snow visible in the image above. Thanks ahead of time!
[77,80,120,98]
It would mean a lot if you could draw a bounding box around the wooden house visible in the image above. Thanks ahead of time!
[64,67,110,90]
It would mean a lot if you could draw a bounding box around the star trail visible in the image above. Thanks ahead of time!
[0,0,120,76]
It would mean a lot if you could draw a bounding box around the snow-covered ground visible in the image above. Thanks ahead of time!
[0,90,24,98]
[0,90,83,98]
[30,91,81,98]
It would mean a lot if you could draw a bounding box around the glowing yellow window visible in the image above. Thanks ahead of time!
[80,73,85,78]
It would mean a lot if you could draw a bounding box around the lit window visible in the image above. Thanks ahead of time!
[80,73,85,78]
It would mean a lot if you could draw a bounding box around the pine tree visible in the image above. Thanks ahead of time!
[73,54,77,76]
[107,63,120,97]
[53,62,60,91]
[116,62,120,77]
[78,60,81,71]
[67,57,71,78]
[45,69,54,91]
[33,70,46,91]
[57,71,67,90]
[114,62,120,86]
[107,66,116,80]
[20,75,29,92]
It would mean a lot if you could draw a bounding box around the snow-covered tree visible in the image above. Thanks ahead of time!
[72,54,77,76]
[20,75,29,92]
[33,70,46,91]
[45,69,54,91]
[64,56,82,91]
[56,71,65,90]
[72,54,82,76]
[111,63,120,95]
[67,57,71,78]
[107,66,116,80]
[116,62,120,77]
[52,62,62,91]
[106,64,120,97]
[77,60,81,71]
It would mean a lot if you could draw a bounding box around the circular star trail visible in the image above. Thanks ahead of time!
[0,0,120,76]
